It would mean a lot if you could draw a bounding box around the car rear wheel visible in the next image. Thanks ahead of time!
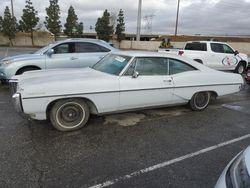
[50,99,90,131]
[234,62,245,74]
[189,91,211,111]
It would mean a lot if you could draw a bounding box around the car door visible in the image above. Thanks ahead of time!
[119,57,174,110]
[168,58,200,103]
[209,43,237,70]
[74,42,111,68]
[45,42,80,69]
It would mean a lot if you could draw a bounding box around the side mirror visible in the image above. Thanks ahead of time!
[234,50,239,56]
[132,70,139,78]
[46,49,54,57]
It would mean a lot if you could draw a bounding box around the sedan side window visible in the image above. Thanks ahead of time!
[53,43,75,54]
[75,42,110,53]
[169,59,197,75]
[126,57,169,76]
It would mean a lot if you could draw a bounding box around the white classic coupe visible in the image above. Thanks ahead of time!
[11,51,244,131]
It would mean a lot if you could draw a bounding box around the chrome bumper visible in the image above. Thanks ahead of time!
[12,93,23,113]
[9,81,18,95]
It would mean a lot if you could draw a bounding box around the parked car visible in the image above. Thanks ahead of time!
[160,41,248,74]
[0,38,118,83]
[215,146,250,188]
[11,51,244,131]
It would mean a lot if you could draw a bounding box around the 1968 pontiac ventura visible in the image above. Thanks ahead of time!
[11,51,244,131]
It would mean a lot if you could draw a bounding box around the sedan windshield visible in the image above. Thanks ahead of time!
[92,54,131,75]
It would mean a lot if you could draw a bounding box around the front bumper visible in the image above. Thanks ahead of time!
[12,93,23,113]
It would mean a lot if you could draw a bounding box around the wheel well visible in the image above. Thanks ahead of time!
[193,59,203,64]
[46,97,98,119]
[209,91,218,100]
[238,61,247,69]
[16,66,41,75]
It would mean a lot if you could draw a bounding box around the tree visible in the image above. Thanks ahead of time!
[64,6,82,37]
[44,0,61,36]
[19,0,39,46]
[115,9,125,42]
[2,6,17,46]
[95,9,113,42]
[0,16,3,32]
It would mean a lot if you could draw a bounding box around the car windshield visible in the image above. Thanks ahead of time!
[92,54,131,75]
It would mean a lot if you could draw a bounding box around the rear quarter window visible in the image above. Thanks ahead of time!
[185,43,207,51]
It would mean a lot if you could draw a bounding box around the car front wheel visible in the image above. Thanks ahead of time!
[234,62,245,74]
[189,91,211,111]
[50,99,90,131]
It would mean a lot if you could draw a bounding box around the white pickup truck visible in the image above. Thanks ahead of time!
[159,41,248,74]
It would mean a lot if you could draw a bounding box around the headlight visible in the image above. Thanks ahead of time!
[226,152,250,188]
[2,60,13,65]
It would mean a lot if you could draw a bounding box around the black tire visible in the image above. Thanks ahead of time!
[234,62,245,74]
[50,99,90,131]
[189,91,211,111]
[16,67,40,75]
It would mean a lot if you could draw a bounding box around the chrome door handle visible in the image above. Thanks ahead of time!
[70,57,78,60]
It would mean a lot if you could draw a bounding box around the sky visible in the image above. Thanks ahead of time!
[0,0,250,36]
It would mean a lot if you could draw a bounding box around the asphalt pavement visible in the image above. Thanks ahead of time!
[0,47,250,188]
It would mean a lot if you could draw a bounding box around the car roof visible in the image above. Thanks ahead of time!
[186,41,226,44]
[51,38,117,50]
[111,50,215,72]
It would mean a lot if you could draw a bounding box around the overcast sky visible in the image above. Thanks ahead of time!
[0,0,250,36]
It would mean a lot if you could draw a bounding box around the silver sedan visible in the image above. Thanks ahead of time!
[0,38,118,82]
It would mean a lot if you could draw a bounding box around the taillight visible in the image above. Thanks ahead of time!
[178,50,184,56]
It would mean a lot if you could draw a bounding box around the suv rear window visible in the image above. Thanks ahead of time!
[185,43,207,51]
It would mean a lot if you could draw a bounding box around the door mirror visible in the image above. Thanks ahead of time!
[46,49,54,57]
[234,50,239,56]
[132,70,139,78]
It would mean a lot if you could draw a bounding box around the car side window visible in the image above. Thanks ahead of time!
[75,42,110,53]
[125,57,169,76]
[53,43,74,54]
[169,59,197,75]
[185,43,207,51]
[222,44,234,54]
[211,43,224,53]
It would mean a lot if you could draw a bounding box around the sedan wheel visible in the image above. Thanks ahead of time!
[189,92,211,111]
[50,99,90,131]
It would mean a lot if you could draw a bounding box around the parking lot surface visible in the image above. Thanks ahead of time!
[1,48,250,188]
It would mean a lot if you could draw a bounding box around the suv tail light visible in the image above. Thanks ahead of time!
[178,50,184,56]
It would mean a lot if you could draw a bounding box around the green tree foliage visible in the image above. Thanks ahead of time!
[64,6,83,37]
[2,6,17,46]
[0,16,3,32]
[19,0,39,46]
[44,0,61,36]
[95,9,113,42]
[115,9,125,42]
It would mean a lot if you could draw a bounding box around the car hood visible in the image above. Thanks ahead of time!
[1,53,43,63]
[13,67,118,97]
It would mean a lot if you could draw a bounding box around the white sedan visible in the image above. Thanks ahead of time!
[11,51,244,131]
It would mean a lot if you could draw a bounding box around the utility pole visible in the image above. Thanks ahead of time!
[136,0,142,41]
[10,0,14,17]
[175,0,180,36]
